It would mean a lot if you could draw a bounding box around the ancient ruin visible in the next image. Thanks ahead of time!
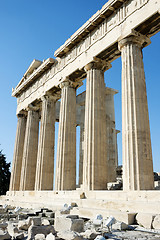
[4,0,160,224]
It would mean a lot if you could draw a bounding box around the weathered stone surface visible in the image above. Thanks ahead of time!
[112,221,128,230]
[93,214,103,226]
[35,233,45,240]
[71,203,77,208]
[14,207,22,213]
[107,181,122,190]
[35,96,56,191]
[19,108,39,191]
[30,217,42,226]
[14,232,24,239]
[18,213,28,220]
[152,215,160,229]
[83,63,108,190]
[0,229,11,240]
[0,223,8,230]
[18,220,29,231]
[0,208,7,214]
[7,223,19,237]
[119,35,154,191]
[55,215,84,233]
[136,213,154,229]
[46,233,56,240]
[57,231,83,240]
[60,209,70,215]
[45,212,54,218]
[28,225,56,240]
[81,229,99,239]
[66,215,79,219]
[94,236,105,240]
[9,115,26,191]
[55,81,77,191]
[47,218,54,225]
[103,216,116,229]
[41,219,50,226]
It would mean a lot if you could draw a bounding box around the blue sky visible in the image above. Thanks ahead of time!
[0,1,159,173]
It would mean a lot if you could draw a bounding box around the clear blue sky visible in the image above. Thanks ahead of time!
[0,1,159,173]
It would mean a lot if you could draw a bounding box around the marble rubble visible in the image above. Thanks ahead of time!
[0,205,160,240]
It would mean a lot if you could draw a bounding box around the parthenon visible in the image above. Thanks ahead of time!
[6,0,160,220]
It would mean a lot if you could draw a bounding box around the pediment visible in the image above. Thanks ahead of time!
[16,59,42,88]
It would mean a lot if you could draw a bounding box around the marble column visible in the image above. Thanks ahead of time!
[105,89,118,183]
[55,80,76,190]
[83,61,110,190]
[19,105,39,191]
[9,113,27,191]
[79,106,85,186]
[35,95,56,191]
[119,34,154,191]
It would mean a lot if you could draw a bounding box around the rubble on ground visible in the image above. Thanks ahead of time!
[0,204,160,239]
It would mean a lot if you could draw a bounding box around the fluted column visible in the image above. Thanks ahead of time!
[19,105,39,191]
[9,113,27,191]
[79,106,85,186]
[55,80,76,190]
[35,95,56,191]
[119,34,154,191]
[83,61,111,190]
[105,88,119,182]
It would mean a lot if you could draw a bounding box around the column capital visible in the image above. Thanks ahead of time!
[85,58,112,72]
[41,93,58,102]
[60,77,80,89]
[26,104,39,112]
[17,110,27,118]
[118,31,151,50]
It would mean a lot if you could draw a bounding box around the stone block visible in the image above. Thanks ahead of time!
[18,220,29,231]
[0,229,11,240]
[136,213,154,229]
[14,207,22,213]
[103,216,116,229]
[93,219,102,226]
[60,209,70,214]
[28,225,56,240]
[48,218,54,225]
[94,236,105,240]
[81,229,99,239]
[30,217,41,226]
[55,215,84,233]
[152,215,160,229]
[57,231,83,240]
[14,233,24,239]
[71,203,77,208]
[66,215,79,219]
[7,223,19,237]
[112,221,128,230]
[35,233,45,240]
[8,213,17,219]
[107,181,122,190]
[45,212,55,218]
[18,214,28,220]
[46,233,56,240]
[0,222,8,230]
[0,209,7,214]
[41,219,50,226]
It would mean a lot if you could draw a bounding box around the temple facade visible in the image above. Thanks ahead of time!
[7,0,160,221]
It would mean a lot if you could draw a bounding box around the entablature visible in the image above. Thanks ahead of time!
[12,0,160,114]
